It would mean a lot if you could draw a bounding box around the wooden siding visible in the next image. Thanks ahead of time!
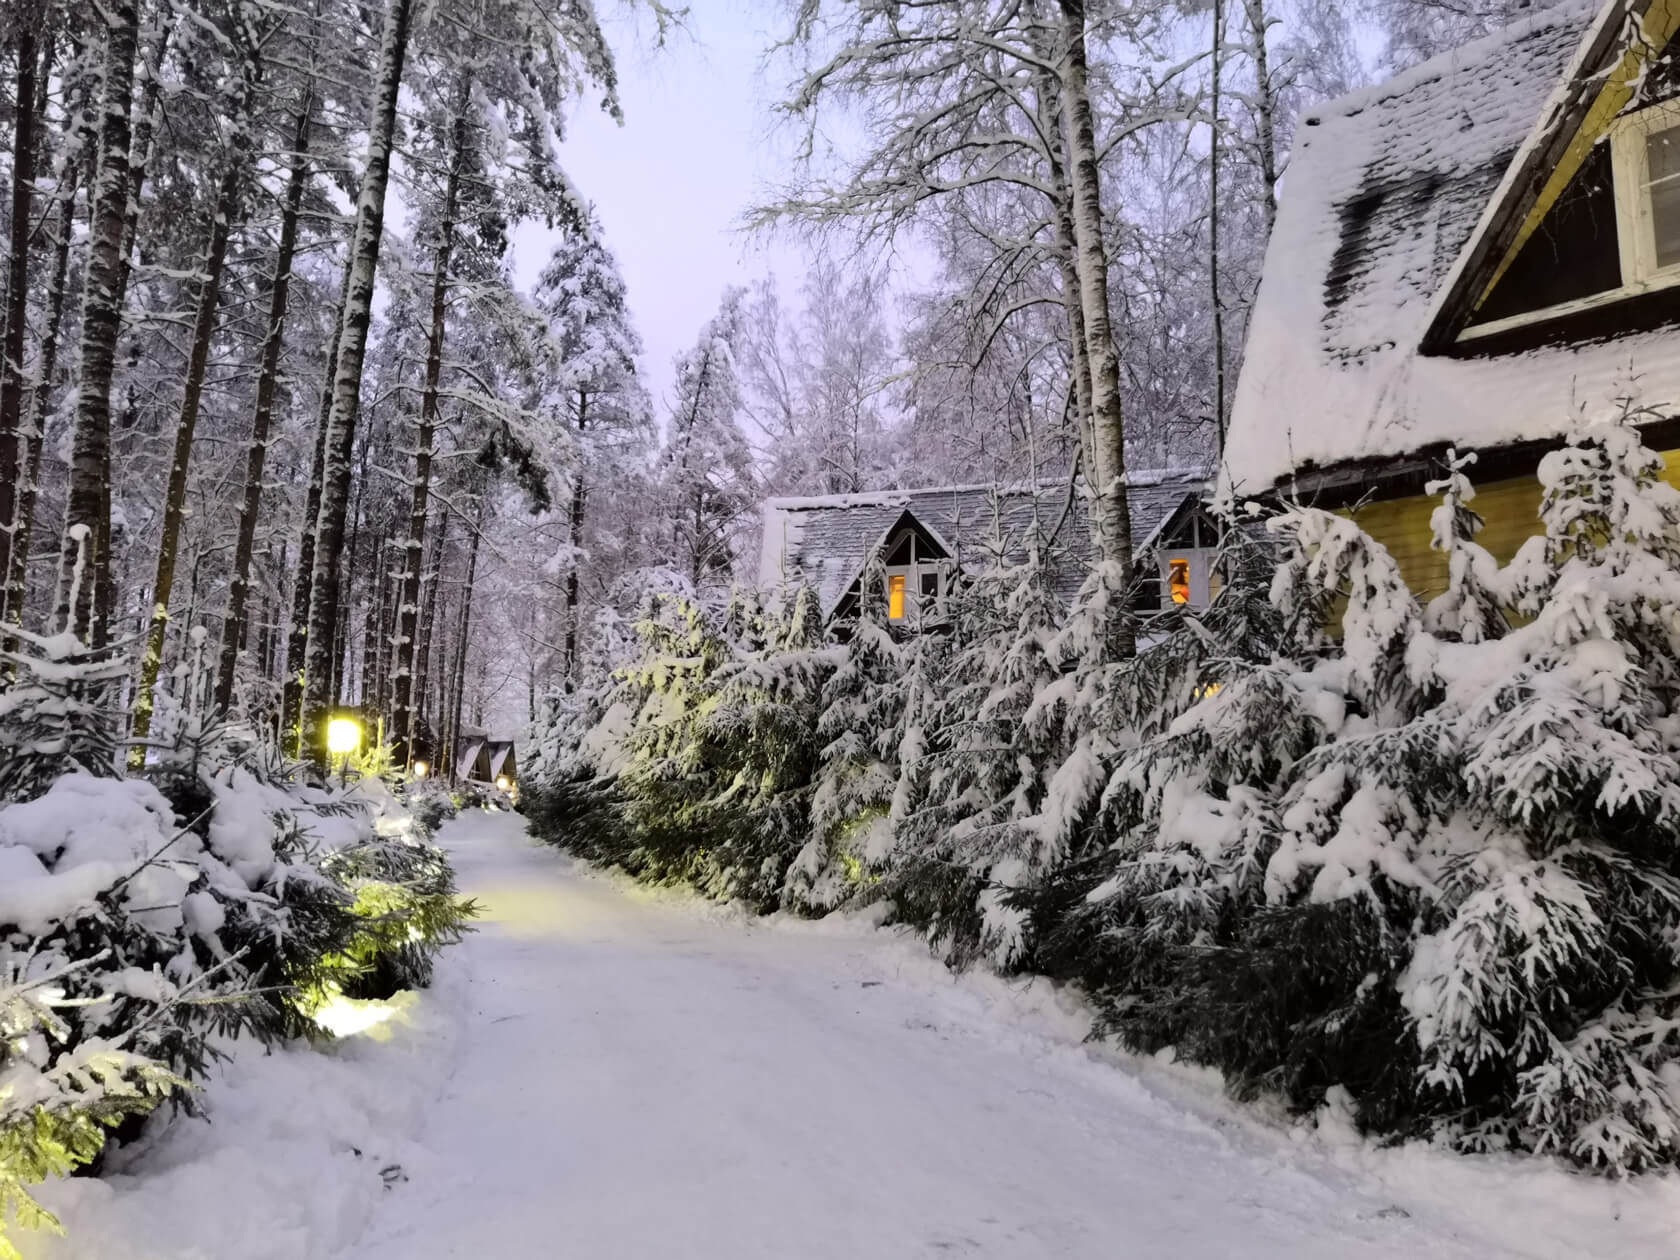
[1345,446,1680,600]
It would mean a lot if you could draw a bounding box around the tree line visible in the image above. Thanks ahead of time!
[0,0,1545,771]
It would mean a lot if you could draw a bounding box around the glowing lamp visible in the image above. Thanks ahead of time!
[495,775,511,792]
[412,760,428,779]
[326,718,362,756]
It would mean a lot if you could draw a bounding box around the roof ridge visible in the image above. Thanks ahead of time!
[1301,0,1596,128]
[763,467,1210,512]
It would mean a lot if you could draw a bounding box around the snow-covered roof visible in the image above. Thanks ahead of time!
[1223,0,1680,497]
[757,472,1209,616]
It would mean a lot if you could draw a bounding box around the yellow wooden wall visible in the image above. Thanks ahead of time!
[1346,447,1680,601]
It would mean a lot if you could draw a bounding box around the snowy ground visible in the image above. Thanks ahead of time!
[29,809,1680,1259]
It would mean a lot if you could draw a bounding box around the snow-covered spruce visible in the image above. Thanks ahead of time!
[885,533,1064,968]
[0,640,476,1251]
[525,403,1680,1174]
[1031,403,1680,1172]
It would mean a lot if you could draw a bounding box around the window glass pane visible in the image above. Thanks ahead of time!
[1168,558,1192,605]
[888,574,906,620]
[1647,124,1680,270]
[919,572,938,597]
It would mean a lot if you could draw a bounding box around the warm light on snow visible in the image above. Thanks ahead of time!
[311,991,414,1040]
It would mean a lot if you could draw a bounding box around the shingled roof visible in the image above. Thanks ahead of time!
[1224,0,1680,498]
[757,472,1208,616]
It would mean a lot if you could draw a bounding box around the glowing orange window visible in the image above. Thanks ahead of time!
[888,573,906,620]
[1168,558,1191,605]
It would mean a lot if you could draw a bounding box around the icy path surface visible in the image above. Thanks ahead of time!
[343,812,1635,1260]
[33,809,1680,1260]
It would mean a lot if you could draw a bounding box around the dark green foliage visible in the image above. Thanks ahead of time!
[0,627,127,804]
[320,838,480,998]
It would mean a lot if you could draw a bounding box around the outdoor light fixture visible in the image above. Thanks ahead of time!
[413,760,428,779]
[495,775,511,792]
[326,717,362,787]
[326,718,361,755]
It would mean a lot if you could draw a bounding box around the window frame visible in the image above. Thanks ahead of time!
[882,527,945,624]
[1161,549,1213,608]
[1611,96,1680,285]
[1459,97,1680,344]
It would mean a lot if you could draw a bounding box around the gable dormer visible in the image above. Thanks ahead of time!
[1425,0,1680,353]
[829,508,953,626]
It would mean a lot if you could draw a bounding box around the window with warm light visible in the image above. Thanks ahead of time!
[888,573,906,620]
[1168,558,1192,604]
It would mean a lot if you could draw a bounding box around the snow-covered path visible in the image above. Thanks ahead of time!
[343,811,1540,1259]
[35,809,1680,1260]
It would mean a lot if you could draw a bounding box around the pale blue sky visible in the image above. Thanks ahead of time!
[510,0,812,408]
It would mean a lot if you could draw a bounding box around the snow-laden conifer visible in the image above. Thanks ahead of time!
[888,536,1063,966]
[788,558,904,911]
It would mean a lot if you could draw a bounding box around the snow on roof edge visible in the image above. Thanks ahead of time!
[762,467,1210,514]
[1300,0,1598,130]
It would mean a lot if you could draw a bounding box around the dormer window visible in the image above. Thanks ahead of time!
[880,521,947,624]
[1459,96,1680,343]
[1613,101,1680,281]
[888,573,907,621]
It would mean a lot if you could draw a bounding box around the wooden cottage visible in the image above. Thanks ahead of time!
[1224,0,1680,596]
[757,475,1219,624]
[455,730,518,789]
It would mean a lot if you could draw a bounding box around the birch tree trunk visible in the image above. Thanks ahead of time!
[0,22,42,604]
[392,107,467,766]
[217,100,312,711]
[1241,0,1279,239]
[131,131,252,756]
[301,0,416,768]
[57,0,140,644]
[1034,61,1096,482]
[1057,0,1135,656]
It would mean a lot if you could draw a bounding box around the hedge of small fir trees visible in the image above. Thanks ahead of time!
[525,401,1680,1175]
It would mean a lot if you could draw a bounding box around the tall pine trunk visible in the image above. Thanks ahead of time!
[1210,0,1227,450]
[131,131,252,757]
[57,0,140,643]
[444,497,484,779]
[0,23,42,604]
[6,63,81,635]
[563,391,588,680]
[393,106,467,765]
[413,507,446,744]
[1057,0,1135,656]
[282,263,351,751]
[217,98,312,712]
[301,0,416,767]
[7,182,74,633]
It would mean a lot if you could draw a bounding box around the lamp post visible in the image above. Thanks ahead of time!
[412,760,428,780]
[326,717,362,787]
